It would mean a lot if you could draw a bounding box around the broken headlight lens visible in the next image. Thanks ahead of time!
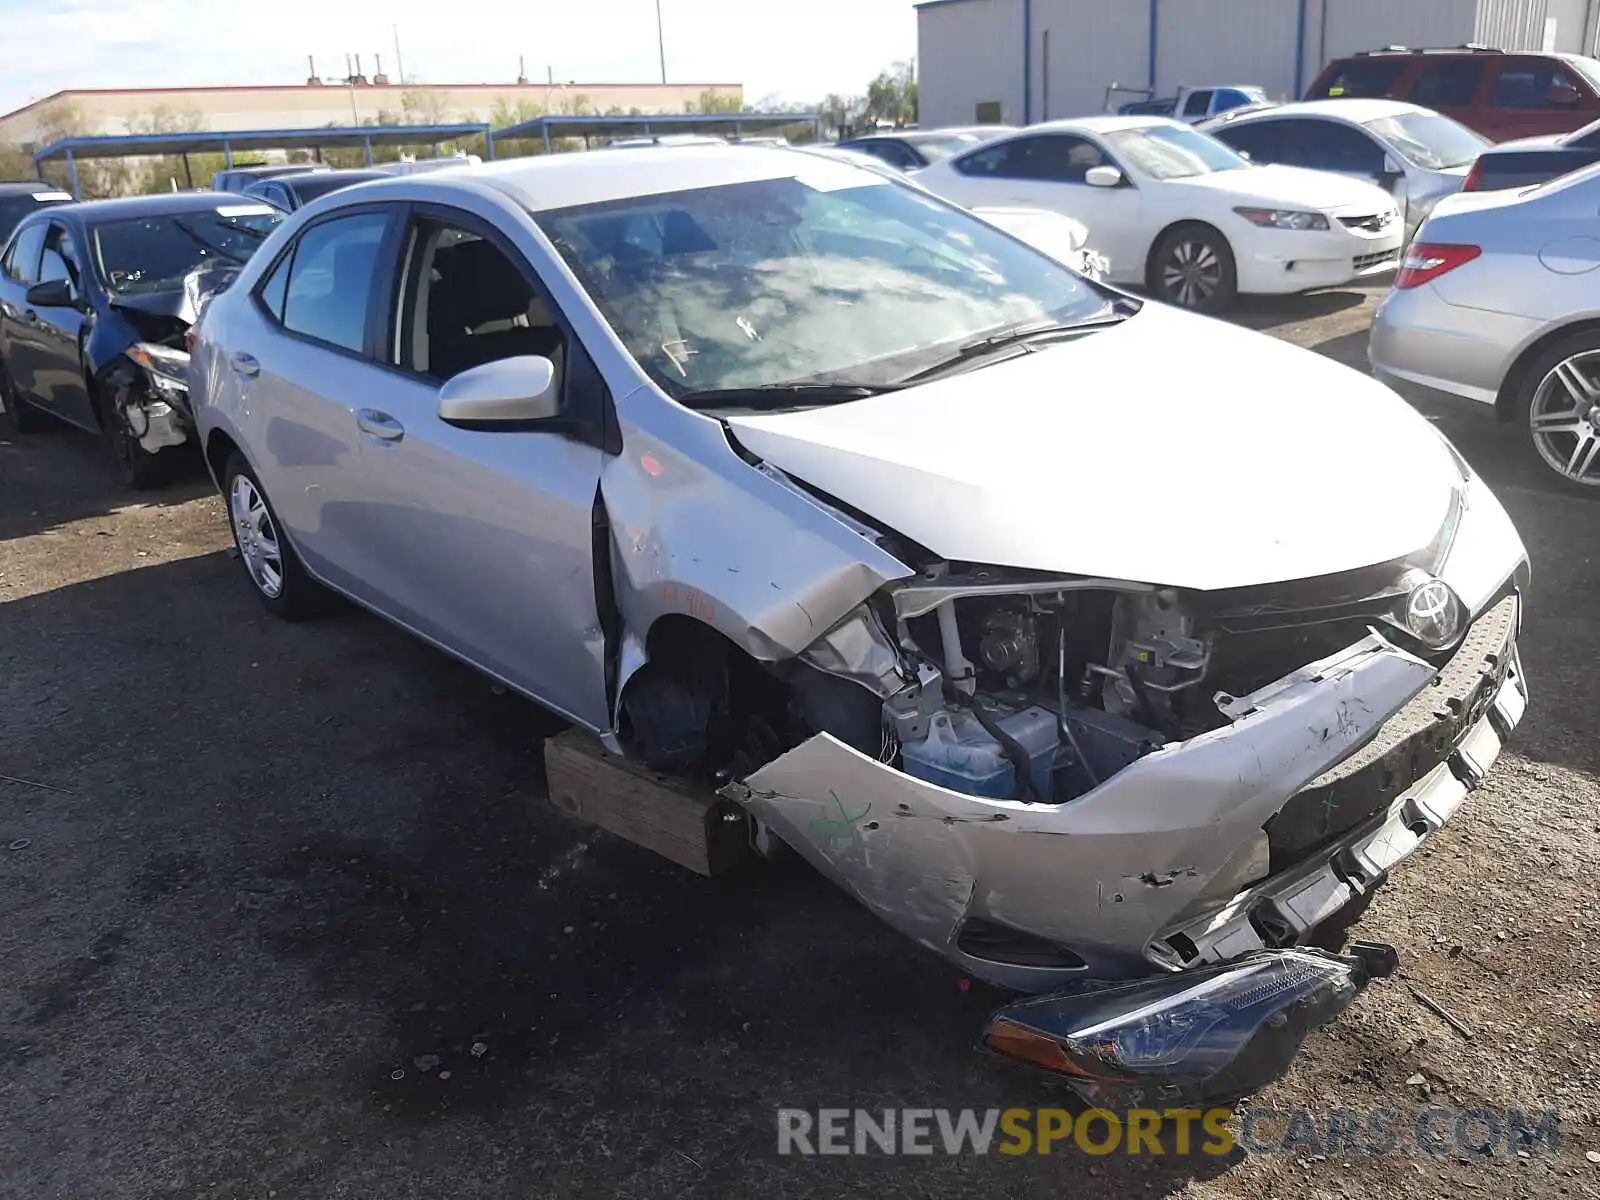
[128,342,191,397]
[980,945,1392,1107]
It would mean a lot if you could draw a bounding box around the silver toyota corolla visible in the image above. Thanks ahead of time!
[190,145,1528,1103]
[1371,160,1600,493]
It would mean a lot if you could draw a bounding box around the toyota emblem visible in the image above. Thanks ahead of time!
[1404,578,1462,648]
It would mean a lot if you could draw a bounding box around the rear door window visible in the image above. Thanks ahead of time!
[1311,58,1407,99]
[1411,60,1486,108]
[278,211,390,354]
[1214,120,1289,163]
[1491,59,1582,108]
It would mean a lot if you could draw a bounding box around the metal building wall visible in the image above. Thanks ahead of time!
[916,0,1026,128]
[1029,0,1152,120]
[1154,0,1303,102]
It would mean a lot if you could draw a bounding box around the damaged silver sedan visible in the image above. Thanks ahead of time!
[189,145,1528,1104]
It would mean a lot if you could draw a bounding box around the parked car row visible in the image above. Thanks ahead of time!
[0,138,1537,1106]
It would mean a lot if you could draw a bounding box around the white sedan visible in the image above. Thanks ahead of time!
[912,115,1403,311]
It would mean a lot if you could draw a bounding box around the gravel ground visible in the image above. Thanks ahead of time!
[2,285,1598,1199]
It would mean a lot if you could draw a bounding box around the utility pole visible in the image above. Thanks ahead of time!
[393,24,405,84]
[655,0,667,83]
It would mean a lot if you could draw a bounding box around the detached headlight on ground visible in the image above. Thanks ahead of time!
[981,943,1397,1108]
[128,342,191,399]
[1234,207,1331,231]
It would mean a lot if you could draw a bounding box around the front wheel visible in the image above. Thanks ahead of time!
[1148,225,1237,314]
[223,454,328,619]
[104,381,173,489]
[1513,333,1600,496]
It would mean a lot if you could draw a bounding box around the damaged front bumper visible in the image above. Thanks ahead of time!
[725,594,1526,994]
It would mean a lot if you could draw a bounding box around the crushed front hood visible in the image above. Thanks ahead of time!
[726,304,1459,592]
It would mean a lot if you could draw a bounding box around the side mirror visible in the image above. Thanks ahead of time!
[1084,165,1124,188]
[438,355,560,427]
[25,278,74,309]
[1546,83,1581,107]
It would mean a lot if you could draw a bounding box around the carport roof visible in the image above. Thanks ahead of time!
[32,123,491,162]
[489,112,819,142]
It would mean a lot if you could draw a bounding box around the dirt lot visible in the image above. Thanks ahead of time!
[2,286,1598,1199]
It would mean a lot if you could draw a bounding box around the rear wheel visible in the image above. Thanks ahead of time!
[1148,225,1237,313]
[223,453,327,619]
[0,358,43,435]
[1514,333,1600,495]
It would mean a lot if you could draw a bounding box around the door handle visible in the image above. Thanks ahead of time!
[356,408,405,442]
[230,351,260,378]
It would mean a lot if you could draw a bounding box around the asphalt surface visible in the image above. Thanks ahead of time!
[2,285,1598,1199]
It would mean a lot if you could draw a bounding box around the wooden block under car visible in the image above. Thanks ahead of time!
[543,730,755,877]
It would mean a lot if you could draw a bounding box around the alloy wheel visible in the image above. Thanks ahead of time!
[230,474,285,598]
[1161,240,1222,308]
[1529,351,1600,487]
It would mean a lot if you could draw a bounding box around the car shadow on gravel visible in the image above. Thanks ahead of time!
[1229,288,1369,332]
[0,428,210,543]
[2,553,1247,1195]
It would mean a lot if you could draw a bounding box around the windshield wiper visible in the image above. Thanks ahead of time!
[895,304,1136,385]
[677,381,904,411]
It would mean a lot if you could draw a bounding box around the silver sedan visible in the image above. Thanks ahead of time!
[189,144,1527,1103]
[1370,160,1600,492]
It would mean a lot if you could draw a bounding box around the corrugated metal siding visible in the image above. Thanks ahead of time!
[1157,0,1302,102]
[1031,0,1151,119]
[1475,0,1549,47]
[1314,0,1477,60]
[917,0,1025,127]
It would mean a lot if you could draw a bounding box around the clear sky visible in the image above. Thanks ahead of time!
[0,0,918,116]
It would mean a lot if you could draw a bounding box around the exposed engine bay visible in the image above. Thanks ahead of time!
[625,557,1471,814]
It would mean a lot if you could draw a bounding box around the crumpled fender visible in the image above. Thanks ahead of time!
[723,631,1435,991]
[599,389,912,713]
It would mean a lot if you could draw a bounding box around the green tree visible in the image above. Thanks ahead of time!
[687,88,743,114]
[863,60,917,127]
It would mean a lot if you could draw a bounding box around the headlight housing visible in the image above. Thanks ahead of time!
[1233,206,1331,231]
[127,342,191,397]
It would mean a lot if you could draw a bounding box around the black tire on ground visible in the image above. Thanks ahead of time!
[221,452,329,620]
[1508,329,1600,497]
[1148,224,1238,314]
[0,358,44,435]
[104,381,174,490]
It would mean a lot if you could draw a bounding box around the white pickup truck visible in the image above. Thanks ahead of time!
[1118,85,1268,123]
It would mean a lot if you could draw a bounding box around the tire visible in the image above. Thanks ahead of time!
[0,358,43,436]
[1511,331,1600,496]
[222,453,328,620]
[104,380,173,490]
[1148,224,1238,314]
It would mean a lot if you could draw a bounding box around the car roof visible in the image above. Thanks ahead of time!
[1222,98,1428,124]
[282,169,392,188]
[363,144,898,213]
[0,181,70,198]
[1028,114,1182,134]
[47,192,282,223]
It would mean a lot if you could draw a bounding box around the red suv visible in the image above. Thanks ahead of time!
[1305,45,1600,142]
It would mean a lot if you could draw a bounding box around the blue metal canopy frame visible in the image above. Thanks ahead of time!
[489,112,822,153]
[33,122,493,197]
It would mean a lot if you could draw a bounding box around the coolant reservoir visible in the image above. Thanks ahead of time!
[900,705,1060,799]
[901,710,1016,798]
